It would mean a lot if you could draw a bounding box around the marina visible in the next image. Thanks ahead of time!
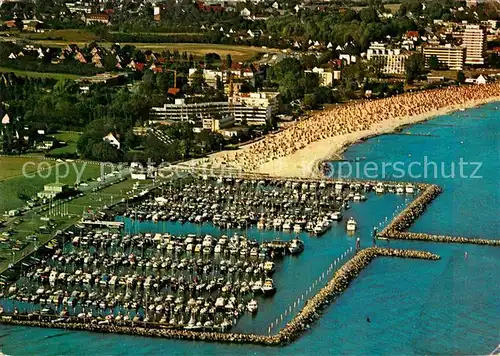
[1,229,301,332]
[0,247,440,346]
[0,175,424,340]
[0,103,499,353]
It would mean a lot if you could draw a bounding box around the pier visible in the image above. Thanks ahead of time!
[80,220,124,228]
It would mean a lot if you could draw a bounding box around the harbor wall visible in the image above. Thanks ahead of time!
[0,248,439,346]
[379,184,500,246]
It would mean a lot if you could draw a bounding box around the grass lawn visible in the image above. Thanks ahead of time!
[48,131,82,155]
[0,156,54,181]
[0,160,102,213]
[0,66,80,80]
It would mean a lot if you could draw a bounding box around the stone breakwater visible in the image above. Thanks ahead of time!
[379,184,500,246]
[0,248,439,346]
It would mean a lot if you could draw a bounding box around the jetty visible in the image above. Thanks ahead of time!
[378,183,500,246]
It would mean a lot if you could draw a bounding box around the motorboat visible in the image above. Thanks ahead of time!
[289,238,304,255]
[251,280,263,293]
[346,217,357,232]
[264,261,275,274]
[261,278,276,296]
[330,211,342,221]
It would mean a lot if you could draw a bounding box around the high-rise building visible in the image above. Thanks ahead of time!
[463,25,486,65]
[423,44,465,71]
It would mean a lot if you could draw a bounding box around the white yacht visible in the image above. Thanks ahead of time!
[313,220,330,236]
[353,192,361,201]
[331,211,343,221]
[252,280,263,293]
[396,184,404,194]
[335,182,343,190]
[293,223,302,232]
[375,182,385,194]
[282,220,292,230]
[289,238,304,255]
[346,217,357,232]
[405,184,415,194]
[247,299,258,313]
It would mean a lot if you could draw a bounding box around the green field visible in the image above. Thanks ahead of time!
[0,66,80,80]
[1,29,275,62]
[0,29,99,42]
[0,156,54,181]
[48,131,82,155]
[0,157,101,213]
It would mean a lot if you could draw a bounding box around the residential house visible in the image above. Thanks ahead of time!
[240,7,251,18]
[85,13,110,25]
[103,132,120,149]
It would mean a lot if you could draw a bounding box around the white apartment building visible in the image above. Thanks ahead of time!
[366,42,409,75]
[202,115,235,132]
[423,44,465,70]
[304,67,333,86]
[463,25,486,65]
[150,92,279,126]
[188,68,225,88]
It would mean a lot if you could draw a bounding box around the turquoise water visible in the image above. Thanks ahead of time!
[1,103,499,355]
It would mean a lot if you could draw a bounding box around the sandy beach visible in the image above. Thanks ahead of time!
[258,95,500,177]
[182,83,500,178]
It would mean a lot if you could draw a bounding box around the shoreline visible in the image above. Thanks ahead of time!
[257,95,500,178]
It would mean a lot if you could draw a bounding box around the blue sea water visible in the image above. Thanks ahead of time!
[1,103,499,355]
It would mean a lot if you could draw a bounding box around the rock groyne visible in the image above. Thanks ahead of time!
[379,184,500,246]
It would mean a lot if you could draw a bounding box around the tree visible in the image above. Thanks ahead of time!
[456,70,465,84]
[360,7,379,23]
[428,55,440,70]
[405,53,425,83]
[226,54,232,69]
[303,93,317,109]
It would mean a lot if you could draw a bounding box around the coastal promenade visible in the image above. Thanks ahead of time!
[0,247,439,346]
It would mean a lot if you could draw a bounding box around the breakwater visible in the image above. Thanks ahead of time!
[0,248,439,346]
[379,184,500,246]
